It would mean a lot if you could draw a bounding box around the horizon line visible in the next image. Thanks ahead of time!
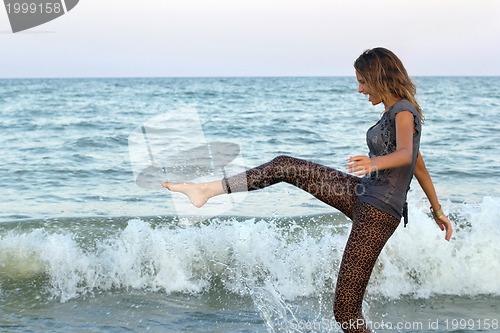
[1,75,499,80]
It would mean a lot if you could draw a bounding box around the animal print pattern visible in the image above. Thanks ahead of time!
[222,155,400,333]
[334,201,399,332]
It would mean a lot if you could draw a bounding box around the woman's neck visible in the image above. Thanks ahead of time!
[383,96,400,112]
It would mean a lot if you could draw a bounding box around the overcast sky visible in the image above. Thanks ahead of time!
[1,0,499,78]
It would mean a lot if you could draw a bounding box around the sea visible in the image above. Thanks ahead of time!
[0,77,499,332]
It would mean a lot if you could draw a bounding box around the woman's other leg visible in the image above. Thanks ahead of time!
[333,201,400,333]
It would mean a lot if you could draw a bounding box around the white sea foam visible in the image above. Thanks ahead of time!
[0,196,498,303]
[375,195,500,298]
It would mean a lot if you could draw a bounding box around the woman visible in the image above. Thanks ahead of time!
[162,47,453,333]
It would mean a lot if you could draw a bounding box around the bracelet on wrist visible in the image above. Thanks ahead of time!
[430,205,444,219]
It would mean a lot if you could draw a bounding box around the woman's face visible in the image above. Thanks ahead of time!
[356,71,382,106]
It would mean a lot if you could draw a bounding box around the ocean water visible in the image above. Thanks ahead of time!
[0,77,499,332]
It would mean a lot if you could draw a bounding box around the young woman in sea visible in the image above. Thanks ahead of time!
[161,47,453,333]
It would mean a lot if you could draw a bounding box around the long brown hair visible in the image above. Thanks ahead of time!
[354,47,423,121]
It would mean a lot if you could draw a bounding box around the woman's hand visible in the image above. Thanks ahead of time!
[434,213,453,241]
[347,155,378,176]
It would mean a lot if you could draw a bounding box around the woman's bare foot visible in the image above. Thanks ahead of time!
[161,180,224,208]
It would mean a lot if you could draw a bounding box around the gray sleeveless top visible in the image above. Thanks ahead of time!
[358,100,421,220]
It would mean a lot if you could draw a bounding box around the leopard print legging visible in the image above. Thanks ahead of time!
[222,155,400,333]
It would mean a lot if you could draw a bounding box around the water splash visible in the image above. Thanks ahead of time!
[0,196,498,304]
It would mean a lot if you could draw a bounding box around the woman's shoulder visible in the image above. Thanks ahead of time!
[392,100,417,112]
[390,100,419,119]
[390,100,422,133]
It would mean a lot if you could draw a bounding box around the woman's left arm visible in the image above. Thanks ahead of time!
[347,110,415,175]
[414,150,453,240]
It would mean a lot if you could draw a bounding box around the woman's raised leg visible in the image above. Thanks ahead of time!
[163,155,362,217]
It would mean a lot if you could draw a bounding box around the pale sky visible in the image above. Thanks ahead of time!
[1,0,499,78]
